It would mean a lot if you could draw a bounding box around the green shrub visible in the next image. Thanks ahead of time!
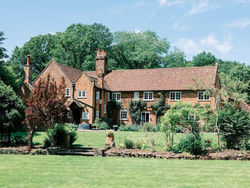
[177,134,204,155]
[119,124,141,131]
[218,103,250,149]
[124,139,134,149]
[93,119,110,130]
[44,123,77,148]
[141,123,160,132]
[11,136,28,146]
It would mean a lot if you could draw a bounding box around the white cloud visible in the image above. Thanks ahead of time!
[201,35,233,54]
[157,0,184,6]
[225,18,250,28]
[173,22,189,31]
[188,0,210,15]
[175,35,233,56]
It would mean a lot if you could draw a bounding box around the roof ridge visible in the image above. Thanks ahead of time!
[110,65,216,72]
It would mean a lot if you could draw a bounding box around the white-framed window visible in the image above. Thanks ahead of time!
[65,88,70,97]
[198,91,210,101]
[67,111,72,118]
[82,112,89,120]
[96,111,100,119]
[96,91,100,100]
[141,112,150,123]
[107,92,110,101]
[188,114,201,122]
[78,90,86,98]
[120,110,128,120]
[104,104,107,114]
[170,91,181,101]
[112,92,121,101]
[143,92,153,101]
[134,92,139,100]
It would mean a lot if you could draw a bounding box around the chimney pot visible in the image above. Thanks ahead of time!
[27,55,30,65]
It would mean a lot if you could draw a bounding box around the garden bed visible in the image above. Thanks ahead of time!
[105,148,250,160]
[0,146,60,155]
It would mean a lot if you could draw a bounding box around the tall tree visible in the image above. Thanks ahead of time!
[7,34,56,81]
[25,75,67,147]
[163,48,186,68]
[52,23,113,70]
[110,31,170,69]
[0,80,25,145]
[0,31,8,64]
[192,51,217,67]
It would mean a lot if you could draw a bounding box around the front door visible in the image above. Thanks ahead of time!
[72,108,81,124]
[141,112,150,123]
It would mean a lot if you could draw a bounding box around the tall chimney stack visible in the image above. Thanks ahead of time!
[24,55,32,84]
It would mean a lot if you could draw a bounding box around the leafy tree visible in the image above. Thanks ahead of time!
[52,23,112,70]
[25,75,67,147]
[151,93,170,124]
[192,51,217,67]
[110,31,170,69]
[0,64,21,90]
[218,103,250,149]
[0,31,8,64]
[129,100,146,124]
[160,102,201,148]
[7,34,56,81]
[0,79,25,145]
[163,48,186,67]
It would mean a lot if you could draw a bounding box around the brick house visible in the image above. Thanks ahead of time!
[23,49,220,126]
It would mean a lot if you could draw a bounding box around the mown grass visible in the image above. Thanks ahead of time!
[12,131,218,150]
[0,155,249,188]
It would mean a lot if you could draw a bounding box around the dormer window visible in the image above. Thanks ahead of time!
[78,90,86,98]
[65,88,70,97]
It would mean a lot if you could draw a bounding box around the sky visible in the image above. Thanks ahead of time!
[1,0,250,65]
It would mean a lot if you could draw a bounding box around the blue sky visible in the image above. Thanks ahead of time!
[1,0,250,65]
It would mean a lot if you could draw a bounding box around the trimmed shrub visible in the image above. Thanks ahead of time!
[218,103,250,149]
[119,124,141,132]
[93,119,110,130]
[11,136,28,146]
[177,134,204,155]
[124,139,134,149]
[141,123,160,132]
[44,123,77,148]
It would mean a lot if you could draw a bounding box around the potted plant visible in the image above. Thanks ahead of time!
[106,131,115,146]
[113,125,119,131]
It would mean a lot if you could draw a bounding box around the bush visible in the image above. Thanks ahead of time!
[119,124,141,131]
[218,103,250,149]
[93,119,110,130]
[177,134,204,155]
[44,123,77,148]
[11,136,28,146]
[141,123,160,132]
[123,139,134,149]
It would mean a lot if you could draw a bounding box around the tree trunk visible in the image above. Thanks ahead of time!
[215,111,221,149]
[7,125,11,146]
[27,130,34,148]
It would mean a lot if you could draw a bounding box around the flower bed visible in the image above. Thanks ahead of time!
[105,148,250,160]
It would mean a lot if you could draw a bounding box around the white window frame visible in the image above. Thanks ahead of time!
[104,104,107,114]
[96,91,100,100]
[120,110,128,120]
[143,92,153,101]
[96,111,100,119]
[198,91,210,101]
[112,92,121,101]
[82,112,89,120]
[170,91,182,101]
[134,92,139,100]
[141,112,150,123]
[65,88,70,97]
[78,90,86,99]
[107,92,110,101]
[67,111,72,119]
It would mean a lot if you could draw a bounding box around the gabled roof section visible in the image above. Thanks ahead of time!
[56,63,83,83]
[104,65,218,91]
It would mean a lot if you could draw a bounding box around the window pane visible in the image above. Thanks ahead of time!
[149,92,153,100]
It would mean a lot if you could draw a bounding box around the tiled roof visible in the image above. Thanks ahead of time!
[56,63,83,83]
[104,66,218,91]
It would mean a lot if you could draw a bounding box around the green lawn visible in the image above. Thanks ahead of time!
[13,131,218,150]
[0,155,249,188]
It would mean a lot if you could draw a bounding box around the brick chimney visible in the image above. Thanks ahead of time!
[96,49,108,88]
[24,55,32,84]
